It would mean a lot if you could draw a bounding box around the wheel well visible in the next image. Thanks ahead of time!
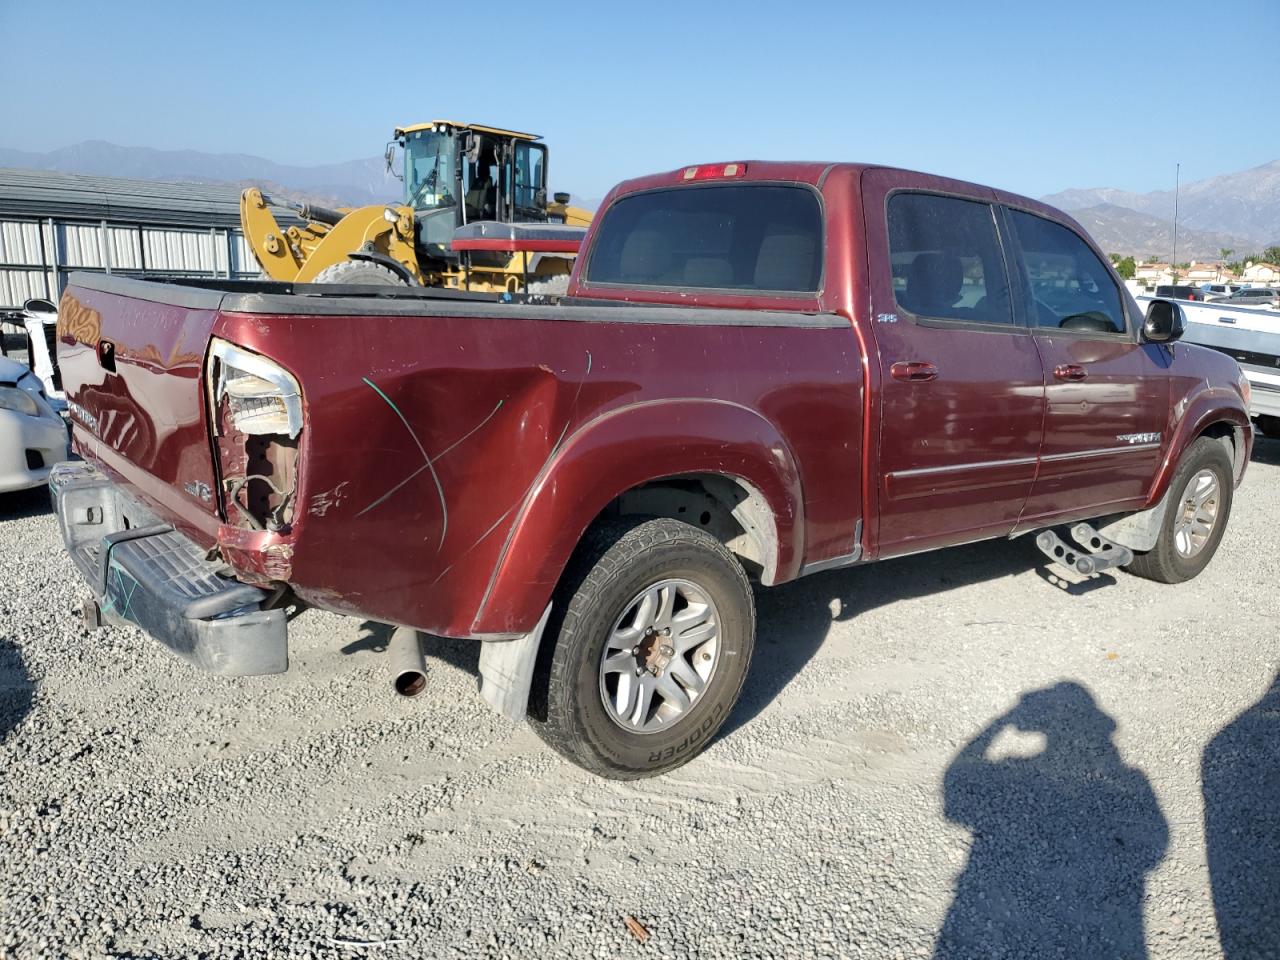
[593,474,779,583]
[1198,421,1245,480]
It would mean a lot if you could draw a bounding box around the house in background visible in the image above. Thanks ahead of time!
[1183,261,1235,285]
[1135,262,1173,287]
[1241,261,1280,285]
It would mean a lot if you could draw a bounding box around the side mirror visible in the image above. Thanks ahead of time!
[384,142,402,180]
[23,298,57,318]
[1142,298,1185,343]
[463,132,482,164]
[553,191,571,205]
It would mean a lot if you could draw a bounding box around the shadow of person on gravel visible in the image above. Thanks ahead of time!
[934,681,1167,959]
[0,637,34,748]
[721,536,1048,738]
[1202,670,1280,958]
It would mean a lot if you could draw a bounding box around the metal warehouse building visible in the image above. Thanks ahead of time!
[0,168,264,309]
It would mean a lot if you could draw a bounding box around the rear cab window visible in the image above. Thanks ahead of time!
[886,193,1016,326]
[584,184,822,293]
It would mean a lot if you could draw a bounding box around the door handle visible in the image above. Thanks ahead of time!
[890,360,938,383]
[1053,363,1087,382]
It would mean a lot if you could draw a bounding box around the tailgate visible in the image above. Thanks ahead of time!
[58,276,223,540]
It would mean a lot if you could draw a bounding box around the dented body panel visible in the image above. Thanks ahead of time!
[56,161,1251,654]
[216,306,862,635]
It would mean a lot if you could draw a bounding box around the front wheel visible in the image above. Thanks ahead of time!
[311,260,408,286]
[1126,436,1234,584]
[530,518,755,779]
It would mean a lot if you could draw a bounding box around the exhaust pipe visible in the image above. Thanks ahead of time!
[388,626,428,698]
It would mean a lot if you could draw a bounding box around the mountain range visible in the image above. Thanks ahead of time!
[1041,159,1280,260]
[1,141,1277,260]
[0,140,400,208]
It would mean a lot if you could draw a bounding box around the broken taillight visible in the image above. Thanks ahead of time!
[209,339,303,438]
[207,339,303,532]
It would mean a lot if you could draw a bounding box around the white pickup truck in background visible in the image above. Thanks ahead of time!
[1138,295,1280,439]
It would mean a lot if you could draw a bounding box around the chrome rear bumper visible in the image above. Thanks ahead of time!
[50,461,288,676]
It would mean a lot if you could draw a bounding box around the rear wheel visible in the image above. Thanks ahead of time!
[1256,415,1280,439]
[311,260,408,286]
[530,518,755,779]
[1126,436,1234,584]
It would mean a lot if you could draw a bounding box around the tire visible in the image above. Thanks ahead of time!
[1126,436,1234,584]
[529,517,755,779]
[524,274,569,296]
[311,260,408,286]
[1256,415,1280,439]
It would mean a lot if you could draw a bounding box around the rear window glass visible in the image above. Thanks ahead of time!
[887,193,1015,325]
[585,185,822,292]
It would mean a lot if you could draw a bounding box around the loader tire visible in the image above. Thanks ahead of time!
[311,260,408,286]
[524,274,570,296]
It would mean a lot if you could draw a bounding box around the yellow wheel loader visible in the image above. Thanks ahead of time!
[239,121,593,293]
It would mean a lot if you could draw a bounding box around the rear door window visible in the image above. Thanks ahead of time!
[584,184,822,292]
[1007,209,1127,334]
[886,193,1015,326]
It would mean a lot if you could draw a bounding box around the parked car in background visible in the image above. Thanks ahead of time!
[0,352,69,494]
[1202,283,1244,300]
[1,298,65,402]
[1209,287,1279,308]
[1140,292,1280,439]
[1155,284,1204,301]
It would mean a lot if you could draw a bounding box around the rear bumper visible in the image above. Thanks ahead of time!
[50,460,288,676]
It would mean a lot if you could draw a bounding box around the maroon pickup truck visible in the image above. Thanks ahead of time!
[52,161,1252,778]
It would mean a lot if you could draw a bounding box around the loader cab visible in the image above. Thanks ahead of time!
[395,121,550,263]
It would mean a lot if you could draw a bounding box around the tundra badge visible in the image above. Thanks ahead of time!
[1116,432,1161,444]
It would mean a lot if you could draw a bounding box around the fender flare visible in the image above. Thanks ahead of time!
[470,398,805,636]
[1149,387,1250,504]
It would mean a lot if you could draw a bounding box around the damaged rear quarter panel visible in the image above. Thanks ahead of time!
[212,308,862,637]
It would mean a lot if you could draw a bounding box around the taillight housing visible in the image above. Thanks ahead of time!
[207,339,303,532]
[209,339,302,439]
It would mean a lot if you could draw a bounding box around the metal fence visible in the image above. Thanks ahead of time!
[0,169,268,309]
[0,217,261,308]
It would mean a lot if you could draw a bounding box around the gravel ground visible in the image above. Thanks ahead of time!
[1,437,1277,959]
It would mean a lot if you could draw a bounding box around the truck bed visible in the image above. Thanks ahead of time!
[120,275,848,328]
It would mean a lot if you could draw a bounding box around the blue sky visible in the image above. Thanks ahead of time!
[2,0,1277,202]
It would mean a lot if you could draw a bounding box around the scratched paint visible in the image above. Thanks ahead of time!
[431,350,594,589]
[308,480,351,518]
[359,376,449,550]
[356,394,508,527]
